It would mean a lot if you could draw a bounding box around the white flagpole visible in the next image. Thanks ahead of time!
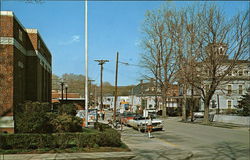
[84,0,88,127]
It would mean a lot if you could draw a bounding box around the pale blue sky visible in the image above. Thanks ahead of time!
[1,1,249,86]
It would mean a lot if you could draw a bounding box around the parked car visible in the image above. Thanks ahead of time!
[194,112,204,118]
[127,116,163,132]
[120,112,138,125]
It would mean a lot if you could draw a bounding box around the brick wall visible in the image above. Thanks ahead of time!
[0,45,14,116]
[0,14,14,116]
[0,11,52,119]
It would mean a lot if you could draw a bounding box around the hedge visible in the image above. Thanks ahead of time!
[94,122,111,131]
[0,129,121,150]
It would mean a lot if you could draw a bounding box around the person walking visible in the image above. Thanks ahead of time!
[102,110,105,120]
[147,116,153,138]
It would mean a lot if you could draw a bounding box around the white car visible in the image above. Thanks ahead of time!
[194,112,204,118]
[127,116,163,131]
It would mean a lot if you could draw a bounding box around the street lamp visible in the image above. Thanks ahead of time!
[60,80,65,101]
[65,84,68,100]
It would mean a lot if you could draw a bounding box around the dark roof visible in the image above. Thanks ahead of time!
[132,81,156,96]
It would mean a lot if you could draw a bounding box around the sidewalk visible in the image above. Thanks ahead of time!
[0,152,135,160]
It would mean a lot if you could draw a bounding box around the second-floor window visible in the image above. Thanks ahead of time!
[227,85,232,95]
[238,70,243,76]
[227,100,232,109]
[239,85,243,95]
[18,29,23,41]
[38,39,41,49]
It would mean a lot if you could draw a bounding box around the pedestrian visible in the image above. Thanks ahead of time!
[147,116,153,138]
[102,110,105,120]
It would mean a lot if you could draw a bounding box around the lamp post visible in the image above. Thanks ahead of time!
[65,84,68,100]
[60,80,65,101]
[84,0,89,127]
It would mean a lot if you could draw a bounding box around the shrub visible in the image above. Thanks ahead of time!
[0,134,53,149]
[15,102,82,133]
[235,89,250,116]
[94,122,111,131]
[15,101,52,133]
[76,133,100,148]
[0,129,122,150]
[167,107,181,116]
[98,129,122,147]
[58,104,77,116]
[50,114,82,133]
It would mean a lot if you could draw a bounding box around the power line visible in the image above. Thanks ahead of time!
[118,61,145,67]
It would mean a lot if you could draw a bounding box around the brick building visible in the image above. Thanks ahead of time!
[129,79,179,110]
[51,90,81,103]
[0,11,52,133]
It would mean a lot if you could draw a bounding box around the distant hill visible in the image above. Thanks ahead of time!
[52,73,135,97]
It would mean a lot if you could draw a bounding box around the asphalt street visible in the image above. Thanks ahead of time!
[149,117,249,160]
[106,111,249,160]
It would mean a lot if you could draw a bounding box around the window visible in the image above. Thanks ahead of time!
[239,85,243,95]
[227,85,232,95]
[218,47,224,55]
[233,70,237,76]
[238,70,243,76]
[38,39,41,49]
[244,70,248,76]
[18,29,23,41]
[227,100,232,109]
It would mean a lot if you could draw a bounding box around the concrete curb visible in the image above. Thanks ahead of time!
[0,152,136,160]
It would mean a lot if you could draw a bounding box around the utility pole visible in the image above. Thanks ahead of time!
[94,86,97,108]
[140,80,144,110]
[217,94,220,114]
[113,52,119,121]
[131,88,134,107]
[95,59,109,111]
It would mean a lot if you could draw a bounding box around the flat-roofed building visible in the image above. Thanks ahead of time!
[0,11,52,133]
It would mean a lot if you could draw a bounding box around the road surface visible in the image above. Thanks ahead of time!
[106,111,249,159]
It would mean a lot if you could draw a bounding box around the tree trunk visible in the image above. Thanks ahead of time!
[182,98,187,122]
[190,86,194,122]
[182,84,187,122]
[203,99,210,124]
[162,91,167,117]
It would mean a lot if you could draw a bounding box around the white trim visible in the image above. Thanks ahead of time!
[1,11,26,33]
[0,11,14,16]
[0,37,51,72]
[0,116,14,128]
[25,29,52,57]
[25,29,38,33]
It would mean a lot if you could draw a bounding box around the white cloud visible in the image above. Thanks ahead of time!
[72,35,80,42]
[59,35,80,45]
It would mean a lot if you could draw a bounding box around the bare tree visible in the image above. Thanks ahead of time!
[182,4,249,124]
[140,8,179,117]
[140,3,249,123]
